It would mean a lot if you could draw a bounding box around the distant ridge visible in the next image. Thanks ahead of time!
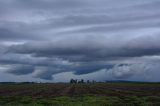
[0,80,160,84]
[105,80,160,83]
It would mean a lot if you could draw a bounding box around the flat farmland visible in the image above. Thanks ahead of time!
[0,83,160,106]
[0,83,160,97]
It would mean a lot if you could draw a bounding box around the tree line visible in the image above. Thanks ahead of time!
[70,79,96,84]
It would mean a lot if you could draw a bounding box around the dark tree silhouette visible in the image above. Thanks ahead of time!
[70,79,85,84]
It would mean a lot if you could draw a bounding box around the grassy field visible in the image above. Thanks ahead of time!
[0,83,160,106]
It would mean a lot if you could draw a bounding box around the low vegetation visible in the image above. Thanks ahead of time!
[0,82,160,106]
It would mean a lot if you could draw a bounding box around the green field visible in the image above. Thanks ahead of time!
[0,83,160,106]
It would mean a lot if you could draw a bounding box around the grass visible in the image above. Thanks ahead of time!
[0,95,160,106]
[0,83,160,106]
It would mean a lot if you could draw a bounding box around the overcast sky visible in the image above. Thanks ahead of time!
[0,0,160,82]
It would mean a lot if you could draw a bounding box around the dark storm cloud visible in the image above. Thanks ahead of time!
[0,0,160,81]
[8,34,160,61]
[33,67,61,80]
[0,28,33,41]
[6,65,34,75]
[0,51,116,80]
[0,21,48,41]
[74,63,114,75]
[4,33,160,80]
[32,63,114,80]
[3,35,160,80]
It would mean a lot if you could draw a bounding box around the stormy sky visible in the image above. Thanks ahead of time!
[0,0,160,82]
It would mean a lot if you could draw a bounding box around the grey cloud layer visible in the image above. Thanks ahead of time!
[8,35,160,60]
[0,0,160,81]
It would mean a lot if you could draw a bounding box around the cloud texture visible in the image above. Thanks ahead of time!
[0,0,160,81]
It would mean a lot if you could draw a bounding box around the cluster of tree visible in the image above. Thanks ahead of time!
[70,79,96,84]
